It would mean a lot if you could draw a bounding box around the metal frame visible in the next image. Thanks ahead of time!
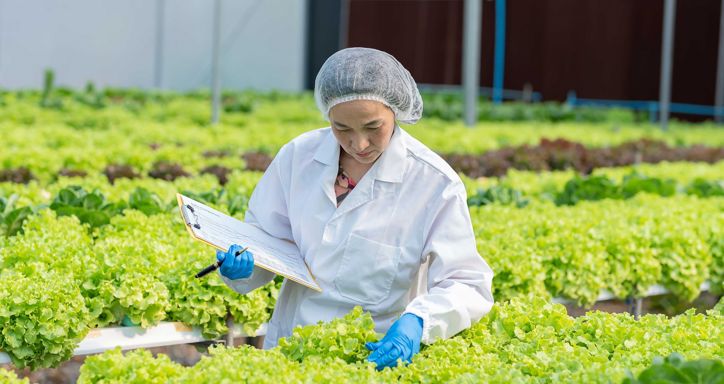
[153,0,166,89]
[658,0,676,130]
[716,0,724,123]
[462,0,483,127]
[210,0,222,125]
[492,0,506,104]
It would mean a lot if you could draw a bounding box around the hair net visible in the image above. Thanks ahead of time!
[314,47,424,124]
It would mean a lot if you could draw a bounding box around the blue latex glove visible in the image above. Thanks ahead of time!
[366,313,423,370]
[216,244,254,280]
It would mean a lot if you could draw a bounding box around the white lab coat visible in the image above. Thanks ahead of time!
[221,125,494,349]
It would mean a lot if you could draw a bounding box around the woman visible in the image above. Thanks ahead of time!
[216,47,494,369]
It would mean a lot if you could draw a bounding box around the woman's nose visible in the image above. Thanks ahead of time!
[350,135,370,152]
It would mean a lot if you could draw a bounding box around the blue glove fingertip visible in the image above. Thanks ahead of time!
[228,244,241,254]
[379,346,402,368]
[374,360,392,371]
[216,250,225,263]
[231,252,242,272]
[368,350,381,362]
[368,341,392,362]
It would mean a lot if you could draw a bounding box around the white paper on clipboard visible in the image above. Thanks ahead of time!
[177,193,321,292]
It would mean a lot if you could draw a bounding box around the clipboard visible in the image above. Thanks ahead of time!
[176,193,322,292]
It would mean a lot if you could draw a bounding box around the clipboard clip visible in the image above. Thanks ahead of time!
[185,204,201,229]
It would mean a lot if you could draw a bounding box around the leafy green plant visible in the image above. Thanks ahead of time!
[686,178,724,198]
[472,194,722,306]
[165,272,273,339]
[128,187,167,215]
[178,345,303,384]
[47,299,724,382]
[39,69,62,109]
[465,162,724,203]
[0,368,29,384]
[1,84,723,374]
[555,172,698,206]
[555,175,620,205]
[711,297,724,315]
[50,186,126,229]
[620,172,676,199]
[73,81,106,110]
[277,306,380,363]
[0,194,12,213]
[226,193,249,216]
[3,85,724,184]
[78,347,183,384]
[467,185,529,208]
[0,210,95,279]
[2,207,34,237]
[0,272,91,369]
[0,194,35,237]
[114,273,170,328]
[623,353,724,384]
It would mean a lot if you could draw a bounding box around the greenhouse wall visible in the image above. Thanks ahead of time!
[347,0,721,107]
[0,0,307,91]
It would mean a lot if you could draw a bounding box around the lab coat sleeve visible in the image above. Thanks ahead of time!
[220,146,293,295]
[403,182,494,344]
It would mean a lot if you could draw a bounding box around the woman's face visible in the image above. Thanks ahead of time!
[329,100,396,164]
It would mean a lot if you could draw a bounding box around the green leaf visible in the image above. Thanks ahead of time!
[128,188,164,215]
[277,306,378,363]
[4,206,33,236]
[82,192,104,210]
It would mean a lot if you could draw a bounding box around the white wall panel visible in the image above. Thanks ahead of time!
[0,0,306,91]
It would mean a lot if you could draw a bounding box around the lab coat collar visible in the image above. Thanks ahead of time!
[312,125,407,184]
[374,125,407,183]
[313,128,340,166]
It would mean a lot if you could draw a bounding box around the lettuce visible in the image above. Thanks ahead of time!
[0,368,29,384]
[0,272,90,369]
[278,306,379,363]
[76,299,722,383]
[78,347,183,384]
[623,353,724,384]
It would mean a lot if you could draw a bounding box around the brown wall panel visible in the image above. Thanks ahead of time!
[506,0,651,101]
[626,1,664,101]
[347,0,721,112]
[671,0,720,105]
[347,0,498,87]
[348,0,465,85]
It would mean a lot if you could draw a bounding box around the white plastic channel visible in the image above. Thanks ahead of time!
[0,322,267,365]
[551,281,712,305]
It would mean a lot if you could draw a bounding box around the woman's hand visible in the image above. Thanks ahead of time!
[216,244,254,280]
[366,313,423,370]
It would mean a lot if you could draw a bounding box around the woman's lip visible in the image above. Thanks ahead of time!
[356,151,372,157]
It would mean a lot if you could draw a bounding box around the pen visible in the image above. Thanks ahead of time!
[195,246,249,278]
